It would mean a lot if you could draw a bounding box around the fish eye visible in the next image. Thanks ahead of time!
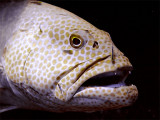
[70,34,84,49]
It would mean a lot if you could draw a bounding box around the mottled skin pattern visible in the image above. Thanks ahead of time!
[0,1,138,112]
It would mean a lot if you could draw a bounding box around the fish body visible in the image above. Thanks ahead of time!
[0,1,138,112]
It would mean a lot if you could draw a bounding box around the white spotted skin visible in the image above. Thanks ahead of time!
[1,1,138,112]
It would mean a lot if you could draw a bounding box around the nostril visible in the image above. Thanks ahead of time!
[93,41,99,49]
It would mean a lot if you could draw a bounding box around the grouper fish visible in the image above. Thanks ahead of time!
[0,0,138,113]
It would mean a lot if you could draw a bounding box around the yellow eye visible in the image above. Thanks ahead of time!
[70,34,84,49]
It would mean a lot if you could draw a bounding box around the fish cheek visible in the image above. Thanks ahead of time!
[23,47,74,95]
[24,50,56,94]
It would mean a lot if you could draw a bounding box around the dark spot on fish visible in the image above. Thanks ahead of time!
[63,50,73,54]
[112,45,115,64]
[93,41,99,48]
[30,1,42,5]
[20,29,28,32]
[84,30,89,33]
[39,25,43,34]
[58,84,63,94]
[3,47,7,56]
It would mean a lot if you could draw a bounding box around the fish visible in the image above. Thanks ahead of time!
[0,0,138,113]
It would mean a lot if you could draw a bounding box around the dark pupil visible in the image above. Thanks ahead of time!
[73,38,81,45]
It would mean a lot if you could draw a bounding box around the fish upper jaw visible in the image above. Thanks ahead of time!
[54,54,133,102]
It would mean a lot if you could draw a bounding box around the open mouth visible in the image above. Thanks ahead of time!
[55,54,137,102]
[76,66,133,93]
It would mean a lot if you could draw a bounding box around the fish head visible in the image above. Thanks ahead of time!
[3,2,138,112]
[33,16,138,111]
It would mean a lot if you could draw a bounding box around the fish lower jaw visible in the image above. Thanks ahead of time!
[74,84,138,104]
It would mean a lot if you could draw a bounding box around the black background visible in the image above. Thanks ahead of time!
[0,0,159,119]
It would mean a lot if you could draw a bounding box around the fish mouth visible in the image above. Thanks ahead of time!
[73,66,138,107]
[72,64,138,105]
[76,66,133,91]
[73,66,138,105]
[55,55,138,103]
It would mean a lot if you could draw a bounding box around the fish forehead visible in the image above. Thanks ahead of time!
[2,1,133,108]
[16,1,113,53]
[19,1,111,44]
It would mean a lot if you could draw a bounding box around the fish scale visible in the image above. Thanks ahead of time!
[0,1,138,112]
